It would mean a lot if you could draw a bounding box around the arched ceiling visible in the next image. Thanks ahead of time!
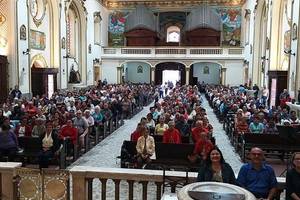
[103,0,246,9]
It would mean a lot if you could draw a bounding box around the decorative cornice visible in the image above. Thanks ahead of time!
[104,0,246,9]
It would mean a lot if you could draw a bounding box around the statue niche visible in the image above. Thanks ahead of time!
[69,64,81,83]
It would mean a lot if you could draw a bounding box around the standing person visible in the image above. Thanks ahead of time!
[197,147,236,184]
[262,85,269,106]
[286,152,300,200]
[136,126,155,168]
[10,85,22,99]
[164,82,168,96]
[237,147,278,199]
[0,124,18,161]
[253,84,260,99]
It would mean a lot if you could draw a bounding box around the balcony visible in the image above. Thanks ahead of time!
[101,47,244,60]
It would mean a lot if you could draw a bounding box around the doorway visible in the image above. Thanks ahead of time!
[162,70,180,87]
[155,62,186,85]
[31,67,58,97]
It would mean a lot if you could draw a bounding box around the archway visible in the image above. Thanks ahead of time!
[124,61,151,83]
[190,62,222,85]
[30,54,58,97]
[66,0,87,84]
[155,62,186,85]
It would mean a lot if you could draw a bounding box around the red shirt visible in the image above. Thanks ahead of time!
[191,127,209,142]
[15,125,32,137]
[193,139,214,159]
[59,125,78,144]
[130,130,142,142]
[163,128,181,144]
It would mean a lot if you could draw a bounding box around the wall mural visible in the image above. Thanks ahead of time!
[30,29,46,50]
[108,11,128,46]
[215,8,241,46]
[108,7,241,47]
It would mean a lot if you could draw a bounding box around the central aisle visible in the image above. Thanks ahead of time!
[201,95,243,173]
[70,102,154,168]
[71,95,242,172]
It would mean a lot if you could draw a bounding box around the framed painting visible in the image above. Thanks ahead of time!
[203,66,209,74]
[30,29,46,50]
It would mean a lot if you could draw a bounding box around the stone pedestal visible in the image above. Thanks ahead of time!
[0,162,22,200]
[177,182,256,200]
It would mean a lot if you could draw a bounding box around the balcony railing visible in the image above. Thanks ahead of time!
[0,163,287,200]
[71,166,197,200]
[101,47,244,59]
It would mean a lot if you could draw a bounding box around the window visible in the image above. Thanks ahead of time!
[167,26,180,43]
[94,12,102,45]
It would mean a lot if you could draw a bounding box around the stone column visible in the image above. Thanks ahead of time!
[185,67,190,85]
[221,68,227,85]
[151,67,155,84]
[117,66,122,84]
[0,162,22,200]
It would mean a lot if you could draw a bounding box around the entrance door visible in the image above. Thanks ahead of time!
[162,70,180,86]
[155,62,186,85]
[31,67,58,97]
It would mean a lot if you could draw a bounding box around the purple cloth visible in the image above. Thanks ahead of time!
[0,130,18,149]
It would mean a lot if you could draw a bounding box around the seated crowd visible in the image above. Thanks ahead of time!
[0,83,155,169]
[206,84,300,136]
[127,83,300,200]
[130,84,215,167]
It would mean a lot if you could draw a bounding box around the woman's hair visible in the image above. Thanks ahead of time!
[291,152,300,168]
[205,147,226,166]
[1,124,11,132]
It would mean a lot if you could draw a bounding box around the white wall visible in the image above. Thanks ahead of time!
[125,62,151,83]
[101,60,118,83]
[17,0,30,94]
[29,3,51,68]
[242,0,256,85]
[225,60,244,86]
[192,62,221,84]
[85,0,109,85]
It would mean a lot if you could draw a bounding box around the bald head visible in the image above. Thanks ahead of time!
[249,147,265,166]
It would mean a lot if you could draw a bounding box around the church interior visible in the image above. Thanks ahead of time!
[1,0,300,199]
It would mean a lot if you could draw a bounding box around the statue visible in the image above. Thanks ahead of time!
[69,64,80,83]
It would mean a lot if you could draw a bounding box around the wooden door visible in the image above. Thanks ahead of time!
[0,55,8,102]
[31,68,58,97]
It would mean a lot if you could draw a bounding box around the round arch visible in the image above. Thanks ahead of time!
[30,54,48,68]
[122,61,151,84]
[155,62,186,85]
[190,62,222,85]
[188,61,224,68]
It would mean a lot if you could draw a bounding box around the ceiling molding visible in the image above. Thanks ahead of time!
[104,0,246,9]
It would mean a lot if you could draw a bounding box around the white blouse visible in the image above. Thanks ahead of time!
[42,133,53,148]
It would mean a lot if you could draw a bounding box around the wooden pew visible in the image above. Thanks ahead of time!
[17,136,67,169]
[153,143,197,171]
[119,141,197,171]
[241,133,300,161]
